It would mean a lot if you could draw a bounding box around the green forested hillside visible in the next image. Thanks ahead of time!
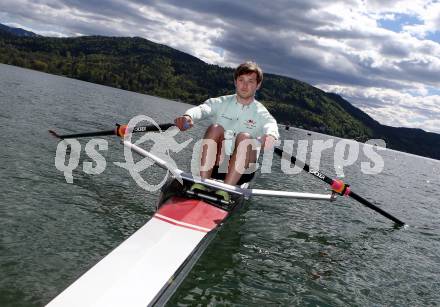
[1,28,439,159]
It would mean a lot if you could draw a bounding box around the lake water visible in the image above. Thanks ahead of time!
[1,63,439,306]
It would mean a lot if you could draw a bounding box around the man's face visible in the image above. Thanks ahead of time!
[235,72,261,101]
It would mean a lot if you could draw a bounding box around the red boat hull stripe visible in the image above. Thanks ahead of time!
[154,196,228,232]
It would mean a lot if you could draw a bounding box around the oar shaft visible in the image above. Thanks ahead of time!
[273,146,405,226]
[56,130,116,139]
[50,123,175,139]
[349,192,405,226]
[274,147,333,185]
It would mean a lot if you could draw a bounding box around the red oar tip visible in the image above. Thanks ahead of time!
[331,179,351,196]
[116,124,128,137]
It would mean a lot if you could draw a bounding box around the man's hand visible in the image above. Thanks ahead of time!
[260,134,276,151]
[174,115,193,131]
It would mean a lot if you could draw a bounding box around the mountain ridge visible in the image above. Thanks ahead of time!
[0,23,439,160]
[0,23,39,37]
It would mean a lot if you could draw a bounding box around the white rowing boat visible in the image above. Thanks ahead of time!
[47,139,335,307]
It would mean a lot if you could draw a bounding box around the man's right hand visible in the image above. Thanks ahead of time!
[174,115,193,131]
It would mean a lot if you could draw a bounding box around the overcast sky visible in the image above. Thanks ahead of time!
[1,0,440,133]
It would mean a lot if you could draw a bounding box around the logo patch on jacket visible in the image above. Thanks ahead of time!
[244,119,256,129]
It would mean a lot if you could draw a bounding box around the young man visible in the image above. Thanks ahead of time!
[174,61,279,200]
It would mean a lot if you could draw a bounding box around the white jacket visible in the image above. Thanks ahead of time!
[185,94,279,140]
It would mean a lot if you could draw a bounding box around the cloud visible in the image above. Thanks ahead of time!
[1,0,439,132]
[317,84,440,133]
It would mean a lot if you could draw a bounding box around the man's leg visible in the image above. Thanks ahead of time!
[224,132,257,186]
[200,124,224,179]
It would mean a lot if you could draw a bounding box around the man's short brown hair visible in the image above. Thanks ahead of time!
[234,61,263,84]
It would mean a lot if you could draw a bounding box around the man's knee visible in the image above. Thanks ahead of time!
[235,133,258,155]
[235,132,252,142]
[206,124,225,136]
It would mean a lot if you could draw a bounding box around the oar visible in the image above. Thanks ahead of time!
[273,147,405,227]
[49,123,175,139]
